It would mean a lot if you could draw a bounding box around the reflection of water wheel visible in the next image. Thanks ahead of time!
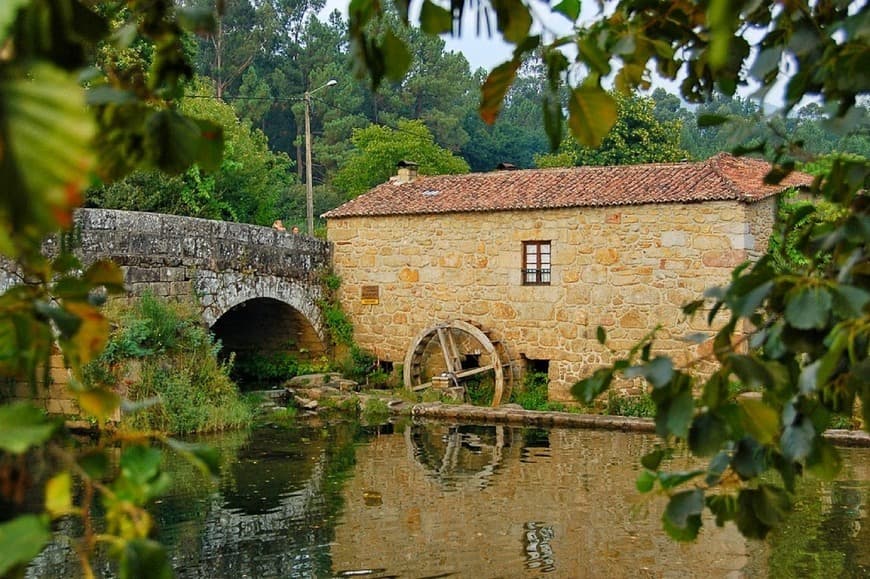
[402,320,512,406]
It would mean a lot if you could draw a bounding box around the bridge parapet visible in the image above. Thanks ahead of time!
[71,208,331,280]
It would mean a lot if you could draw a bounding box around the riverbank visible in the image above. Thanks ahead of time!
[257,377,870,448]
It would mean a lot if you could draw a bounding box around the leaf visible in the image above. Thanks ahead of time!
[77,387,120,420]
[641,448,665,470]
[166,439,221,479]
[45,472,73,517]
[381,30,411,83]
[831,284,870,318]
[706,450,731,486]
[144,109,204,175]
[785,285,832,330]
[664,389,694,438]
[739,398,779,445]
[78,450,109,479]
[728,354,773,390]
[0,0,29,41]
[176,6,216,34]
[662,489,704,541]
[706,493,738,527]
[192,119,224,173]
[84,259,125,291]
[577,35,611,76]
[419,0,452,34]
[2,63,95,231]
[0,515,51,577]
[119,538,173,579]
[0,403,57,454]
[596,325,606,345]
[33,301,80,339]
[636,470,656,493]
[781,416,814,462]
[643,357,674,389]
[552,0,580,21]
[480,59,520,124]
[567,87,617,148]
[732,437,766,480]
[570,367,613,404]
[689,412,729,457]
[63,301,110,367]
[750,484,791,527]
[697,114,729,127]
[806,436,842,480]
[491,0,532,43]
[658,469,704,490]
[121,445,162,487]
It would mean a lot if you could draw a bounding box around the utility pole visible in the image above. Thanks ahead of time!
[304,79,337,236]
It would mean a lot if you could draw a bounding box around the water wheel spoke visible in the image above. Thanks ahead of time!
[454,364,495,379]
[404,320,509,406]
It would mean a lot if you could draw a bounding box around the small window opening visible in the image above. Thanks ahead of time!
[522,241,551,285]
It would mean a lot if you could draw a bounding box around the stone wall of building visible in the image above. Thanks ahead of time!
[328,199,768,400]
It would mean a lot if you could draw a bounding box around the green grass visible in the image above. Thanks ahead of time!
[84,292,254,434]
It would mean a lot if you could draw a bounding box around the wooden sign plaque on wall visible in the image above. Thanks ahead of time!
[361,285,380,305]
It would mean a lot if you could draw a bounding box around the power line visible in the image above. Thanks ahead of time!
[185,91,446,144]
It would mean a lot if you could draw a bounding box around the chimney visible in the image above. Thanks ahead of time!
[395,160,419,184]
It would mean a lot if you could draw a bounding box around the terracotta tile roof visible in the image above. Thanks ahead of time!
[322,153,813,219]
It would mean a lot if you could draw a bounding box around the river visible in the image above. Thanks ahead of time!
[27,419,870,578]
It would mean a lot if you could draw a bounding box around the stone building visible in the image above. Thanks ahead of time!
[324,153,812,401]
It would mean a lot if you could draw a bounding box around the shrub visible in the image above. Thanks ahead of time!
[84,293,253,434]
[605,390,656,418]
[362,398,390,423]
[510,371,550,410]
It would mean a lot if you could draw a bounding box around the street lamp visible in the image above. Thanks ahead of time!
[304,78,337,236]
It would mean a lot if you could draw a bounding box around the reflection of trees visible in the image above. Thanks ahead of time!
[26,422,367,579]
[767,469,870,578]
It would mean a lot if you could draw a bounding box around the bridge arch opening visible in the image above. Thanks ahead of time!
[211,297,326,389]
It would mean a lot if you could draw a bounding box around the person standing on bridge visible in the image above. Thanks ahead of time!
[272,219,286,231]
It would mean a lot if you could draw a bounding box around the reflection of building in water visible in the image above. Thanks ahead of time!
[331,426,757,578]
[524,521,556,572]
[407,423,524,490]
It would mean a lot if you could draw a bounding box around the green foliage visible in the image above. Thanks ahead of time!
[84,294,253,434]
[605,390,657,418]
[535,91,688,168]
[768,188,847,274]
[510,371,550,410]
[320,301,354,348]
[333,120,470,198]
[579,152,869,541]
[465,376,496,406]
[0,2,226,574]
[232,351,331,385]
[362,397,390,423]
[87,77,294,226]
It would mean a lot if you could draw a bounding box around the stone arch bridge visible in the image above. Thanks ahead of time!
[39,208,332,362]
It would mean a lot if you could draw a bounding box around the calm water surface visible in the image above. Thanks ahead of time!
[28,420,870,578]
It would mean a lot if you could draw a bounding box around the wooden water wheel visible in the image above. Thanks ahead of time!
[402,320,512,406]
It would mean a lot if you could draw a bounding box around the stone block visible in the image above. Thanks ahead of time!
[702,250,747,268]
[661,231,686,247]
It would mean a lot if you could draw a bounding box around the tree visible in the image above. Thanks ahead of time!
[87,78,295,226]
[535,91,688,167]
[461,61,551,171]
[351,0,870,544]
[333,120,469,197]
[1,1,225,577]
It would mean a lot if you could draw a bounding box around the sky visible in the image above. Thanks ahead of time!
[319,0,790,110]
